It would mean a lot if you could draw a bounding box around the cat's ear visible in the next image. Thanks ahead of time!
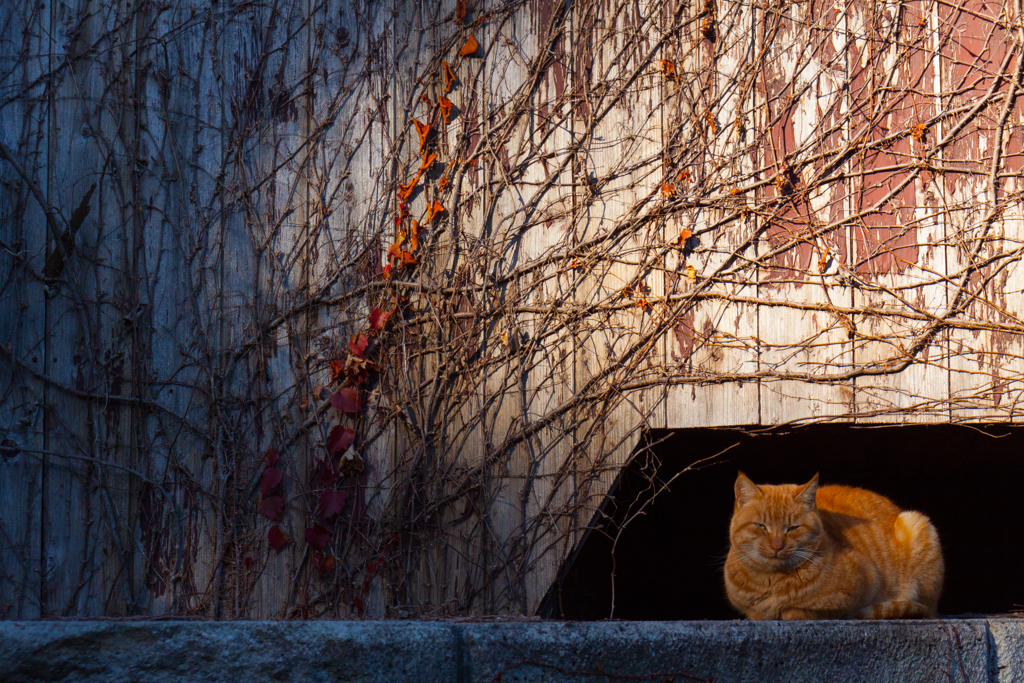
[735,472,762,508]
[794,473,819,509]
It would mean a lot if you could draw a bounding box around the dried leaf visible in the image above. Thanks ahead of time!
[382,263,393,279]
[700,16,716,41]
[661,183,676,197]
[673,228,693,248]
[419,152,438,172]
[329,360,345,384]
[388,230,407,260]
[260,494,285,521]
[348,333,369,359]
[459,35,478,56]
[339,444,364,472]
[413,119,431,154]
[400,249,418,265]
[425,199,445,223]
[818,249,830,272]
[659,59,677,80]
[442,61,456,93]
[305,525,331,551]
[265,447,280,466]
[438,96,453,124]
[455,0,466,23]
[398,173,421,201]
[369,308,390,331]
[704,110,718,134]
[319,489,349,519]
[331,387,361,413]
[315,551,336,578]
[409,220,421,252]
[729,187,741,195]
[261,467,284,496]
[911,123,927,141]
[438,176,449,191]
[685,264,697,282]
[268,525,289,552]
[327,425,356,455]
[678,169,691,182]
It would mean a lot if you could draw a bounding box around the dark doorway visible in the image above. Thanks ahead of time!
[540,424,1024,620]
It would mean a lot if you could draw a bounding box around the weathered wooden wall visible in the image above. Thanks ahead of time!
[1,0,1022,619]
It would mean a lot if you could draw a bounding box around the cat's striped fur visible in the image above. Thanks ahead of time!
[724,473,944,620]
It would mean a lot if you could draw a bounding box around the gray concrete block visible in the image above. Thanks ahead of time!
[459,620,993,682]
[0,619,1018,682]
[989,620,1024,683]
[0,621,458,683]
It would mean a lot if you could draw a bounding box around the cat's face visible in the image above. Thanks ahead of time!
[729,473,823,571]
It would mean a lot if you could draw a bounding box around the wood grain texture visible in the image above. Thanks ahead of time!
[2,0,1023,619]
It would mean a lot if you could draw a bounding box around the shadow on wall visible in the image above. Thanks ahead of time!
[541,425,1024,620]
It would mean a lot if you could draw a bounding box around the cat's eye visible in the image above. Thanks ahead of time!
[786,525,800,533]
[753,523,767,530]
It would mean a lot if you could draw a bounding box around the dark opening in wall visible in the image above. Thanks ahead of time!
[540,425,1024,620]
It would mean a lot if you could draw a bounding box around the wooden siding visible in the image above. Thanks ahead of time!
[1,0,1022,618]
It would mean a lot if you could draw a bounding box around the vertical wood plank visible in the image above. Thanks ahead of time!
[0,0,48,619]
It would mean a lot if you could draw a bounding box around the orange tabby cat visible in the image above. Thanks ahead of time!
[725,473,944,620]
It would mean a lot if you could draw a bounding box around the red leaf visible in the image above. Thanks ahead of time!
[265,447,280,466]
[305,525,331,551]
[369,308,390,331]
[320,462,337,487]
[268,525,289,552]
[260,495,285,521]
[319,489,349,520]
[327,425,356,455]
[348,333,369,359]
[331,387,361,413]
[329,360,345,384]
[261,467,283,496]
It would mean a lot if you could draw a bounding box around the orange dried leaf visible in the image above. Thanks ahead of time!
[818,249,830,272]
[459,35,479,57]
[398,173,421,201]
[911,123,927,141]
[419,152,437,172]
[678,169,691,182]
[455,0,466,23]
[400,250,418,265]
[438,96,453,124]
[685,264,697,282]
[426,199,445,223]
[729,187,741,195]
[704,110,718,134]
[659,59,677,80]
[413,119,430,154]
[442,61,455,93]
[329,360,345,384]
[661,183,676,197]
[388,231,407,259]
[673,228,693,248]
[409,220,421,251]
[438,176,449,191]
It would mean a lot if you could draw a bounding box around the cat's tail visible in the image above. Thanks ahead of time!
[895,510,944,617]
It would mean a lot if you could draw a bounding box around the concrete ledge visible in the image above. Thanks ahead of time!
[0,619,1019,682]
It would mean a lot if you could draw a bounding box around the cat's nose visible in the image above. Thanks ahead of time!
[769,539,785,554]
